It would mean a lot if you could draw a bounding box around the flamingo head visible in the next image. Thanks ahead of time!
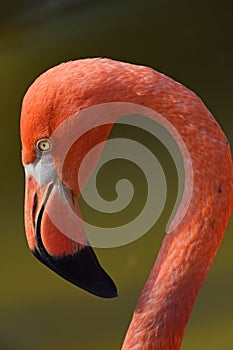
[20,59,118,298]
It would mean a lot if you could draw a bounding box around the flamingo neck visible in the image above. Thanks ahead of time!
[122,224,208,350]
[122,116,233,350]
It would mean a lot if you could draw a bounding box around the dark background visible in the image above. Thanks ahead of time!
[0,1,233,349]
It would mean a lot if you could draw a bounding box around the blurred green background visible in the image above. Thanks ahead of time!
[0,0,233,349]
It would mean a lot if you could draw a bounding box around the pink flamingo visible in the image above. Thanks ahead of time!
[20,58,233,349]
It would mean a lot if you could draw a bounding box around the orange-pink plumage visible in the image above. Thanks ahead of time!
[20,58,233,349]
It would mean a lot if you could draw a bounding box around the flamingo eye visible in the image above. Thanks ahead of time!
[36,139,52,152]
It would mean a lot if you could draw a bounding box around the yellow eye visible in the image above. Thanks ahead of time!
[36,139,51,152]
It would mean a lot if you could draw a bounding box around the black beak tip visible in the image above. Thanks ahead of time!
[32,246,118,298]
[82,273,118,299]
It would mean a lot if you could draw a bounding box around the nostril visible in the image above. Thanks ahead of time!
[32,192,38,228]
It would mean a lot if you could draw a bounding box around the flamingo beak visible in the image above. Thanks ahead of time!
[24,161,117,298]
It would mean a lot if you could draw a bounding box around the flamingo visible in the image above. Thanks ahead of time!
[20,58,233,350]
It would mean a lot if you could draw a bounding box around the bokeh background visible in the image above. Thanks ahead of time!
[1,0,233,349]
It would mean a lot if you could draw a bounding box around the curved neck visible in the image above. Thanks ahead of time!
[122,111,233,350]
